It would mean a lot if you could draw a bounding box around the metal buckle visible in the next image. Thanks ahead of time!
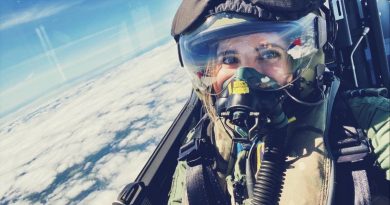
[335,127,371,163]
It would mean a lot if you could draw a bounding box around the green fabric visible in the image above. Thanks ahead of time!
[234,150,247,180]
[167,129,195,205]
[167,161,187,205]
[280,99,331,205]
[347,96,390,180]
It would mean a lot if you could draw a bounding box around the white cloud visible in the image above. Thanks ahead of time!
[0,41,192,204]
[0,1,82,30]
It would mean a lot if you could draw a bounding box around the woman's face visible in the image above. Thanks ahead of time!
[212,33,293,93]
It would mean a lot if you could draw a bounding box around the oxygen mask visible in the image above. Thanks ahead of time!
[215,67,288,142]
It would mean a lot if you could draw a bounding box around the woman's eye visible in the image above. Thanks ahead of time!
[222,56,239,64]
[259,50,281,60]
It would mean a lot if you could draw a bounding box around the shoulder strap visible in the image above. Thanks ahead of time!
[328,84,374,205]
[178,115,229,205]
[324,76,339,205]
[324,76,340,159]
[352,170,372,205]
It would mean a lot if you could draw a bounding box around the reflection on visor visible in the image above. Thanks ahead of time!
[180,12,320,94]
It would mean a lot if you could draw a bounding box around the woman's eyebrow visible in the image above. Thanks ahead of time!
[217,50,237,57]
[255,43,285,51]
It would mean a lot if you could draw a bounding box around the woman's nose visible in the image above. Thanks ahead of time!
[240,55,264,73]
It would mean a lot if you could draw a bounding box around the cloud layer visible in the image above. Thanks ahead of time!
[0,41,191,204]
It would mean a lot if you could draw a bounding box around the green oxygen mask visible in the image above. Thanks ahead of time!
[216,67,288,141]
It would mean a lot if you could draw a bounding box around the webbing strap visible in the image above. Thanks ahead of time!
[325,77,340,159]
[326,78,372,205]
[325,77,340,205]
[182,115,229,205]
[352,170,371,205]
[186,165,228,205]
[186,165,210,205]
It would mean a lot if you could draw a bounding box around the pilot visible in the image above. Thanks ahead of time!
[168,0,389,204]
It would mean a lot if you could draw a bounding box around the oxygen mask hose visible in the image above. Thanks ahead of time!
[251,126,287,205]
[251,95,288,205]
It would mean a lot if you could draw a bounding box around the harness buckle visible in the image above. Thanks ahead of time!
[178,137,214,166]
[335,127,371,163]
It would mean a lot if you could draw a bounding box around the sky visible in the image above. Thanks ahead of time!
[0,0,181,118]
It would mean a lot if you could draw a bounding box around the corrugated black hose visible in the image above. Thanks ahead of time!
[251,128,287,205]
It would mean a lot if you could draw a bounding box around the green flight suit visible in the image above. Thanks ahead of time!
[167,95,389,205]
